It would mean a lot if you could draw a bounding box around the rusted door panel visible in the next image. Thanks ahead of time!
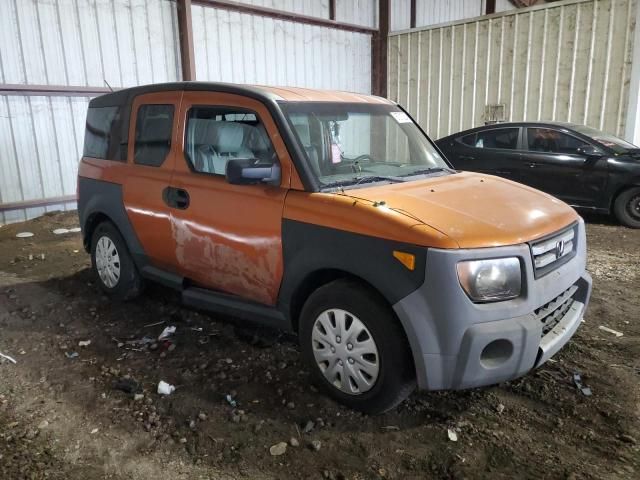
[123,91,182,271]
[169,91,293,306]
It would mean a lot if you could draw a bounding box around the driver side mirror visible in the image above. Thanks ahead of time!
[225,158,281,186]
[577,145,603,158]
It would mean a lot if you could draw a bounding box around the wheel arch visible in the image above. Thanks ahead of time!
[82,211,114,252]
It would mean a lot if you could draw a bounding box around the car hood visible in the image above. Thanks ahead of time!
[347,172,578,249]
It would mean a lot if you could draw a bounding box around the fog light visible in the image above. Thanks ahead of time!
[480,339,514,368]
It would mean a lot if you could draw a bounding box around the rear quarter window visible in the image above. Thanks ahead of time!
[83,106,124,160]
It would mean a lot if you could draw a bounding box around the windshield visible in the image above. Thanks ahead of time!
[571,125,638,154]
[280,102,451,189]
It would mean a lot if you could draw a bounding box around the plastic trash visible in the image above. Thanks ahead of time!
[157,381,175,395]
[447,428,458,442]
[16,232,34,238]
[158,326,176,340]
[78,340,91,347]
[68,227,81,233]
[0,352,17,364]
[52,228,69,235]
[225,394,237,407]
[598,325,623,337]
[65,352,79,359]
[573,372,592,396]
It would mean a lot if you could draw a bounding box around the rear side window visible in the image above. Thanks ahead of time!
[83,106,122,160]
[184,107,275,176]
[134,104,175,167]
[472,128,519,150]
[526,128,590,154]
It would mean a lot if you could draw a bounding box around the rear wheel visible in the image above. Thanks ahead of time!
[299,279,415,414]
[90,221,143,300]
[613,187,640,228]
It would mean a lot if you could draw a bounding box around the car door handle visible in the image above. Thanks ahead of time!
[163,187,190,210]
[459,155,475,161]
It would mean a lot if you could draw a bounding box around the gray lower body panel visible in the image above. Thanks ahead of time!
[394,220,592,391]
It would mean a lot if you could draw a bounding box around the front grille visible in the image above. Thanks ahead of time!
[530,223,577,277]
[535,284,578,336]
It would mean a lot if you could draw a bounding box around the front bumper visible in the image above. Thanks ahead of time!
[393,220,592,390]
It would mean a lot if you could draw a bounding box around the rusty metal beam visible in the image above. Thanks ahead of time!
[0,195,77,212]
[177,0,196,81]
[0,84,112,97]
[192,0,377,34]
[371,0,389,97]
[410,0,416,28]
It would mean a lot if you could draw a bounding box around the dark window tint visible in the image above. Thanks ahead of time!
[134,104,175,167]
[460,133,476,146]
[473,128,519,150]
[527,128,590,154]
[185,107,275,175]
[83,106,122,160]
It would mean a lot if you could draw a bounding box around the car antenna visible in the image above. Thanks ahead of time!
[104,79,114,92]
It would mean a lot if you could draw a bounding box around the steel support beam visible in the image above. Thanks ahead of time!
[0,84,112,97]
[0,195,77,212]
[625,0,640,144]
[371,0,389,97]
[177,0,196,81]
[410,0,416,28]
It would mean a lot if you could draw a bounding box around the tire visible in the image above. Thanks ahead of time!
[90,221,143,300]
[299,279,415,414]
[613,187,640,228]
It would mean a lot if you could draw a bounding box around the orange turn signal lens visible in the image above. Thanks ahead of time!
[393,251,415,271]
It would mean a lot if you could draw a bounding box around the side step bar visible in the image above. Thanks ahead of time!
[182,286,289,331]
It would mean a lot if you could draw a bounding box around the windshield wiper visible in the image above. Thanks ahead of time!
[321,175,405,189]
[400,167,454,177]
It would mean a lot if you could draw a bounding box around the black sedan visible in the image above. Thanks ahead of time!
[436,122,640,228]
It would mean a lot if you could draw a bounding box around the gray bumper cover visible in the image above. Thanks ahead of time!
[393,220,592,390]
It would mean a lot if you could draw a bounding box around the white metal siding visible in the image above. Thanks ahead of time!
[336,0,377,28]
[0,0,181,87]
[388,0,638,141]
[416,0,482,28]
[0,0,181,224]
[192,4,372,93]
[391,0,411,31]
[230,0,329,18]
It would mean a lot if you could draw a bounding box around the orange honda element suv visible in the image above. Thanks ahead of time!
[78,82,592,413]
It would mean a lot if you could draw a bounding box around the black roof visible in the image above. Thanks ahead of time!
[89,82,281,108]
[437,121,590,140]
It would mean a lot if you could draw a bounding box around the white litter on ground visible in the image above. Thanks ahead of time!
[0,352,17,364]
[16,232,34,238]
[157,381,175,395]
[447,428,458,442]
[598,326,624,337]
[52,228,70,235]
[68,227,81,233]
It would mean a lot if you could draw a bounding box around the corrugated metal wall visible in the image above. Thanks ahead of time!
[388,0,638,141]
[230,0,330,19]
[391,0,483,31]
[231,0,377,27]
[0,0,181,225]
[191,4,372,93]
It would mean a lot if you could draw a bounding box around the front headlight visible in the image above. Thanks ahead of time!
[456,257,522,302]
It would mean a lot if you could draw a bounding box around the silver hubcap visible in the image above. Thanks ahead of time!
[95,236,120,288]
[311,309,379,395]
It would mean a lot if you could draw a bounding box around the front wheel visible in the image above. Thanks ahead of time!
[613,187,640,228]
[299,279,415,414]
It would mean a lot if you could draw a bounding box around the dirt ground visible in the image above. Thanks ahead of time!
[0,211,638,480]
